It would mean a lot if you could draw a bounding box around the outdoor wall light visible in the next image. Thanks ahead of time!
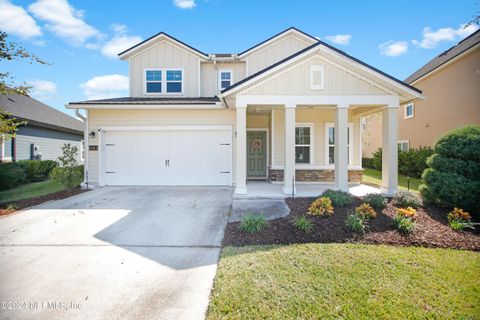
[89,131,96,138]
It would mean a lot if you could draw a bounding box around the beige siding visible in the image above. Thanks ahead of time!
[201,62,246,96]
[130,40,201,97]
[246,35,312,76]
[271,108,361,167]
[245,54,389,96]
[87,109,236,183]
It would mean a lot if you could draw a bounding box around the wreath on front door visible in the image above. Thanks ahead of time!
[251,139,262,149]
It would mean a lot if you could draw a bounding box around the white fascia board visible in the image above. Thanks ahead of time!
[236,95,400,107]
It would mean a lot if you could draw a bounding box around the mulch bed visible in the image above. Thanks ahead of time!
[223,197,480,251]
[0,187,89,215]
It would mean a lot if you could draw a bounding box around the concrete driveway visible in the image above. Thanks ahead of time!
[0,186,232,320]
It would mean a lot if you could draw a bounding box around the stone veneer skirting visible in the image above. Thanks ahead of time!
[269,169,362,183]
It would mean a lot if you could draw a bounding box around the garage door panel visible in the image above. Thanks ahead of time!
[103,128,232,186]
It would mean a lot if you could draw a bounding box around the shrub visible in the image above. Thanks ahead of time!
[321,189,353,207]
[447,208,477,232]
[363,193,387,209]
[50,144,83,189]
[392,191,423,209]
[420,126,480,214]
[355,203,377,219]
[238,214,267,233]
[396,207,417,220]
[17,160,57,182]
[308,197,334,217]
[6,203,17,211]
[394,215,416,234]
[0,163,26,191]
[346,211,368,234]
[362,157,375,169]
[293,216,314,233]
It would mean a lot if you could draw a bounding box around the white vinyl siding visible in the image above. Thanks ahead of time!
[201,62,246,96]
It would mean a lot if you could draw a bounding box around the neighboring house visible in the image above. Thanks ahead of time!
[0,93,84,162]
[363,30,480,157]
[67,27,423,195]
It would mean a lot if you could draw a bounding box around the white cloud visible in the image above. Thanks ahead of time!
[29,79,57,100]
[80,74,129,100]
[100,24,142,59]
[0,0,42,39]
[412,24,479,49]
[324,34,351,45]
[379,40,408,57]
[28,0,100,46]
[173,0,196,9]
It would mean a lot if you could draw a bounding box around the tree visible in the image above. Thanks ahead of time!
[0,30,49,143]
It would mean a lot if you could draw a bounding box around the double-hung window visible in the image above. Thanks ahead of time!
[295,124,313,164]
[398,140,409,151]
[219,70,232,90]
[146,70,162,93]
[325,123,353,165]
[145,68,183,94]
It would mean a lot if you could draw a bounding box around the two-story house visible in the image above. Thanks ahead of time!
[363,29,480,157]
[68,27,423,196]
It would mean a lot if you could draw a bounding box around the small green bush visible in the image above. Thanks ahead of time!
[6,203,17,211]
[18,160,57,182]
[392,191,423,209]
[420,126,480,214]
[238,214,267,233]
[394,215,416,234]
[345,211,368,234]
[50,165,83,189]
[322,189,353,207]
[363,193,387,209]
[293,216,314,233]
[0,163,26,190]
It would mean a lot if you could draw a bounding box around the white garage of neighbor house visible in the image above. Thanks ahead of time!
[67,27,424,195]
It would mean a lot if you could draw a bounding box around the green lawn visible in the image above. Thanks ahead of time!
[208,244,480,319]
[362,168,422,192]
[0,180,67,204]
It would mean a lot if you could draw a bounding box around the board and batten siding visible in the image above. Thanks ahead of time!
[87,109,236,183]
[130,40,201,97]
[271,108,361,167]
[4,125,82,161]
[245,35,313,76]
[201,62,246,96]
[244,54,389,96]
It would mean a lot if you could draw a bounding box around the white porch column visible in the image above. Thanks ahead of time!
[335,104,349,191]
[381,102,399,195]
[235,104,247,194]
[283,104,296,195]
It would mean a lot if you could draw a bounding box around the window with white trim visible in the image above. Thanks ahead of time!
[310,65,324,90]
[398,140,409,151]
[145,68,183,94]
[295,125,313,164]
[404,103,414,119]
[218,70,232,90]
[145,69,162,93]
[325,123,353,164]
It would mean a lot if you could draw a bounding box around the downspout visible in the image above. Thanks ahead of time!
[74,108,90,189]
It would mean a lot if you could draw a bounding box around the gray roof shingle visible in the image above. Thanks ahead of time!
[0,93,84,134]
[405,30,480,84]
[69,96,220,105]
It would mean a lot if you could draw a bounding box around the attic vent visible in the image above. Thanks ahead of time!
[8,98,16,102]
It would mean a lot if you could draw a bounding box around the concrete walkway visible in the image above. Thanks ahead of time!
[0,186,232,320]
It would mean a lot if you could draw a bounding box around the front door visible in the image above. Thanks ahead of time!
[247,131,267,178]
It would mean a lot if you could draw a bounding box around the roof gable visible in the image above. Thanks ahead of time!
[222,40,423,100]
[238,27,318,57]
[118,32,208,60]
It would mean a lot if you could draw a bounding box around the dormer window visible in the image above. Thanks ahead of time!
[144,68,183,94]
[146,69,162,93]
[219,70,232,90]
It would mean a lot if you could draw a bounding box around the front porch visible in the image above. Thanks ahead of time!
[233,181,381,199]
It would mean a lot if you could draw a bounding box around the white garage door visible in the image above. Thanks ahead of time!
[102,126,232,186]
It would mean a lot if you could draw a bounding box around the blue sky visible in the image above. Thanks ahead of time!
[0,0,478,116]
